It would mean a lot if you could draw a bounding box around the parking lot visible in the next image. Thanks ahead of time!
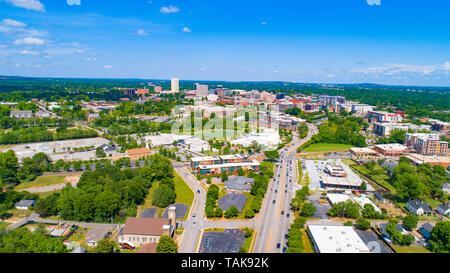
[304,159,371,191]
[199,229,246,253]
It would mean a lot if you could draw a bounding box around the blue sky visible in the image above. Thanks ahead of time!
[0,0,449,86]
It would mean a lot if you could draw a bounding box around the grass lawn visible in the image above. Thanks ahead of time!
[204,228,226,232]
[347,161,397,193]
[141,171,194,219]
[0,144,17,151]
[393,245,431,253]
[0,221,10,229]
[424,198,443,209]
[6,209,33,219]
[303,143,354,153]
[236,193,255,219]
[241,228,255,253]
[301,228,315,253]
[173,171,194,209]
[36,190,61,199]
[15,175,68,190]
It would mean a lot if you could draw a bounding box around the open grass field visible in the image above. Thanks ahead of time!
[353,164,396,192]
[303,143,354,153]
[173,171,194,207]
[15,175,69,190]
[393,245,431,253]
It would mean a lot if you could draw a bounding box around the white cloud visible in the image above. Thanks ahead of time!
[352,62,450,77]
[182,27,191,33]
[13,37,44,46]
[20,49,38,55]
[137,29,147,36]
[2,19,26,27]
[5,0,45,12]
[261,22,267,25]
[86,57,98,61]
[200,67,207,72]
[44,47,85,55]
[160,5,180,14]
[66,0,81,6]
[104,65,112,69]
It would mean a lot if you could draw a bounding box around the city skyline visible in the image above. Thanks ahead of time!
[0,0,449,86]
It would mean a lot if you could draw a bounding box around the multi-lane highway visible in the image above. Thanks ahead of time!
[176,124,318,253]
[253,124,318,253]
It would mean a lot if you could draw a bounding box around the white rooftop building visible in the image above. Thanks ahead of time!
[307,225,371,253]
[229,129,281,148]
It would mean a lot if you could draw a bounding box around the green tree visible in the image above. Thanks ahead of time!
[300,202,316,217]
[402,215,419,231]
[356,218,371,230]
[94,239,116,253]
[156,235,178,253]
[224,205,239,218]
[428,221,450,253]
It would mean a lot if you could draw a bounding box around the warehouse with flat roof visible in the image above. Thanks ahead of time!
[307,224,371,253]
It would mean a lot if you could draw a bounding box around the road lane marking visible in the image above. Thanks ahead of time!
[265,229,272,253]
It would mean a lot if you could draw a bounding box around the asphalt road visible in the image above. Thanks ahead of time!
[253,124,318,253]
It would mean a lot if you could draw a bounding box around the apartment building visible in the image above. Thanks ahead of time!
[136,88,149,95]
[372,122,431,137]
[190,154,260,175]
[10,110,33,118]
[123,88,136,97]
[405,133,448,156]
[351,104,374,115]
[432,121,450,133]
[368,111,403,123]
[373,143,409,156]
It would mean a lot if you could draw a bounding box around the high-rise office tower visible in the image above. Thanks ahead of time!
[195,83,209,97]
[171,78,179,93]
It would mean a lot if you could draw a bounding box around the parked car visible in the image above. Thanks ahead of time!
[281,211,284,215]
[277,243,281,249]
[273,200,276,204]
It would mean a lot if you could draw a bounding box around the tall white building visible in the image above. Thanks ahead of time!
[171,78,179,93]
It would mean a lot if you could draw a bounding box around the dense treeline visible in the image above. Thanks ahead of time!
[0,227,67,253]
[35,153,175,223]
[1,76,449,120]
[309,114,367,147]
[0,190,39,220]
[246,162,274,217]
[390,157,448,201]
[113,100,182,117]
[93,115,172,136]
[0,127,98,145]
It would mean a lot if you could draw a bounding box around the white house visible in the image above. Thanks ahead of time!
[14,200,36,210]
[437,203,449,217]
[406,199,432,216]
